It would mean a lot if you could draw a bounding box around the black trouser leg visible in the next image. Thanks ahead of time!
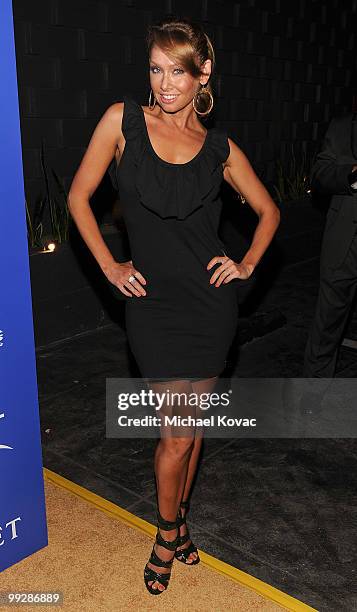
[303,234,357,377]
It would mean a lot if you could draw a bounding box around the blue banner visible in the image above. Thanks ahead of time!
[0,1,48,572]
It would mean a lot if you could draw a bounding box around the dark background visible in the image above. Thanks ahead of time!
[12,1,357,348]
[12,0,357,225]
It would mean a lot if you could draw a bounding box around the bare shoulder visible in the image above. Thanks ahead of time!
[100,102,125,157]
[108,101,124,117]
[103,101,124,134]
[68,102,125,199]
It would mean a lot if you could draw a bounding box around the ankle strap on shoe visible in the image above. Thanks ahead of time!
[156,529,179,551]
[156,508,178,531]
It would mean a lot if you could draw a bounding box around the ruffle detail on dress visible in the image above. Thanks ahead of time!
[121,95,230,220]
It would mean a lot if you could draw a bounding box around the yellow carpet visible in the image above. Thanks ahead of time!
[0,469,317,611]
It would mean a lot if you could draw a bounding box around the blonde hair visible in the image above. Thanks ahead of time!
[146,16,215,118]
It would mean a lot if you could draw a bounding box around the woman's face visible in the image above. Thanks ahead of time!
[149,44,211,110]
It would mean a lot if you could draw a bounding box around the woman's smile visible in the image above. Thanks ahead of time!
[160,93,179,104]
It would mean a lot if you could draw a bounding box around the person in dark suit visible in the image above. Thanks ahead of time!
[303,112,357,377]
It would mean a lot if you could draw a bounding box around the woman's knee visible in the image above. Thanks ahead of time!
[160,436,195,458]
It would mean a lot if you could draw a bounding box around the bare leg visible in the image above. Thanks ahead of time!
[176,375,219,563]
[144,378,197,592]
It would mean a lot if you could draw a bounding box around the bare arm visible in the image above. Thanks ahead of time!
[208,137,280,285]
[67,103,122,272]
[222,138,280,272]
[67,103,146,297]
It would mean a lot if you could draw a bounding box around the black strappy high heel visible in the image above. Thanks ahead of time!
[144,509,179,595]
[174,500,200,565]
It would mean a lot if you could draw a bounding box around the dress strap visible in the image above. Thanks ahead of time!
[206,127,230,167]
[120,94,146,164]
[121,95,142,138]
[107,94,142,190]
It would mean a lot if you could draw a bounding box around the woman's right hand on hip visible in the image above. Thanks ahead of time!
[104,260,147,297]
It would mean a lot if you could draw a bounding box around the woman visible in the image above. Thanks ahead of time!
[68,17,280,595]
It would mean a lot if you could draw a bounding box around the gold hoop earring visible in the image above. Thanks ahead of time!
[192,84,213,116]
[148,89,156,109]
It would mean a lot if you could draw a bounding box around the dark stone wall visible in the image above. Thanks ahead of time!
[13,0,357,219]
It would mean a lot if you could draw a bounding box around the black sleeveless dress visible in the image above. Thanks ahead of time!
[111,94,239,381]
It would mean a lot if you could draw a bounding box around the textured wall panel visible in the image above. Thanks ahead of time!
[12,0,357,207]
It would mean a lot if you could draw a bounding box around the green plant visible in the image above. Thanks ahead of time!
[25,198,44,247]
[272,144,317,203]
[40,140,70,243]
[26,140,71,247]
